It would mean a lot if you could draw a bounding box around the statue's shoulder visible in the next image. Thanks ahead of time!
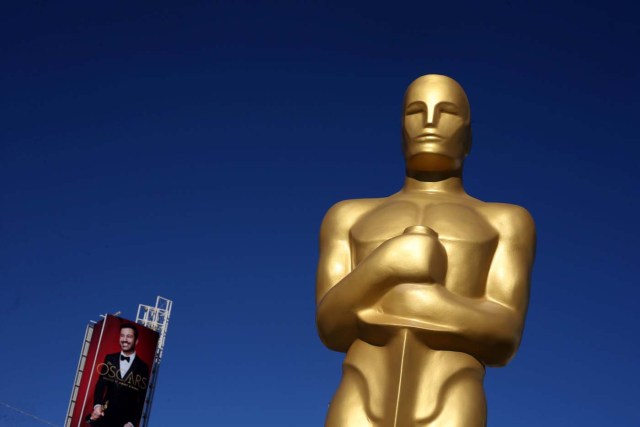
[478,201,536,239]
[322,197,386,231]
[327,197,386,211]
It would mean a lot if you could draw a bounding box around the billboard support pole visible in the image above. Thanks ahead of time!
[64,316,108,427]
[136,296,173,427]
[64,322,95,427]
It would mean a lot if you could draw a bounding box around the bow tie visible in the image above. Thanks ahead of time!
[120,355,130,362]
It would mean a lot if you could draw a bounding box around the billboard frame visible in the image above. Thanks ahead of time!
[65,296,172,427]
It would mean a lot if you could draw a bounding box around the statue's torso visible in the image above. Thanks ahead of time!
[335,192,498,426]
[351,193,499,297]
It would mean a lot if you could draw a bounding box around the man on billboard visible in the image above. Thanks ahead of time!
[86,323,150,427]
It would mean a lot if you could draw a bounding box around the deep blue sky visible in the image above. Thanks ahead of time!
[1,1,638,426]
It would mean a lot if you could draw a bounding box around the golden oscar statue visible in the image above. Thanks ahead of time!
[316,75,536,427]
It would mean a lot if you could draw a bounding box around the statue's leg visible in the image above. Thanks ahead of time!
[424,371,486,427]
[325,366,374,427]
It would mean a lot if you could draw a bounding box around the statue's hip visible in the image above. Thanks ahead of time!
[329,330,485,426]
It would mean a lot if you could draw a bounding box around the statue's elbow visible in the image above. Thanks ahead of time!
[317,323,336,351]
[316,315,352,353]
[484,331,522,367]
[485,343,517,367]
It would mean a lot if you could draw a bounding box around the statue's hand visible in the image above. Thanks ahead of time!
[355,284,458,346]
[374,225,447,284]
[377,283,446,318]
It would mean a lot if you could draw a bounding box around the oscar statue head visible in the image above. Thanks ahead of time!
[402,74,471,175]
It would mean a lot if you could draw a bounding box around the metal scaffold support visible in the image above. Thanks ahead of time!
[136,296,173,427]
[64,323,95,427]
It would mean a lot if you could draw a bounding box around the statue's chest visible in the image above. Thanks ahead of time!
[350,200,498,269]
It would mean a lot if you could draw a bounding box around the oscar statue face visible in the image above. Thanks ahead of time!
[402,74,471,173]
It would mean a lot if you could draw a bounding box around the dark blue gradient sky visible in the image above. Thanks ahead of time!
[1,1,639,426]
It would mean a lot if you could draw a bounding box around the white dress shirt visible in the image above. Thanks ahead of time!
[119,351,136,377]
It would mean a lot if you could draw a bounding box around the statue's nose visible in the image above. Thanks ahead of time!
[425,107,438,127]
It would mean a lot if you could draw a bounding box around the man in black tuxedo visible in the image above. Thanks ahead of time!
[87,323,150,427]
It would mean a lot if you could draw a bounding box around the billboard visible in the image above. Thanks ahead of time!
[66,315,159,427]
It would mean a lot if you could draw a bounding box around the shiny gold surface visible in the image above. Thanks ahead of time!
[316,75,536,426]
